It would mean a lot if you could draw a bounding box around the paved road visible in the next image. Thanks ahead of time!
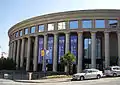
[1,77,120,85]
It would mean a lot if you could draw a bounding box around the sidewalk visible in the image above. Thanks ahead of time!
[15,78,71,83]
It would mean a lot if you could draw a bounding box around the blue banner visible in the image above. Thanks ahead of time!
[58,36,65,63]
[38,37,44,64]
[47,36,53,64]
[70,35,77,63]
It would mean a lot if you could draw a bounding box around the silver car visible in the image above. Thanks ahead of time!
[104,66,120,77]
[72,69,103,80]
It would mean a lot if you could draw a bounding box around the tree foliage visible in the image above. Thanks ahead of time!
[0,57,16,70]
[60,51,76,74]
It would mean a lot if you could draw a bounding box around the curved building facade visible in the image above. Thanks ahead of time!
[8,9,120,72]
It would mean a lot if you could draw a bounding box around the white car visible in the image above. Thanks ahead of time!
[104,66,120,77]
[72,69,103,80]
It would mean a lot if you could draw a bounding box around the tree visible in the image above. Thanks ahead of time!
[0,57,16,70]
[60,51,76,75]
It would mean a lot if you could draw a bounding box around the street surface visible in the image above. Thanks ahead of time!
[0,77,120,85]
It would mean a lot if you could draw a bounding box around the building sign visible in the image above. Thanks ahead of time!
[47,36,53,64]
[58,36,65,63]
[70,35,77,63]
[38,37,44,64]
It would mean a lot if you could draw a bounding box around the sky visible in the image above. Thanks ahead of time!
[0,0,120,57]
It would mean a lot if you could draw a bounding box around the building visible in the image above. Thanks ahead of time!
[8,9,120,73]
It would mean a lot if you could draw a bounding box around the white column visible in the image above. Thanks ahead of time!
[91,32,96,68]
[77,32,83,73]
[33,36,38,71]
[53,33,58,72]
[26,37,31,71]
[20,38,25,68]
[42,34,47,71]
[118,32,120,66]
[16,39,20,69]
[11,42,14,59]
[105,32,110,68]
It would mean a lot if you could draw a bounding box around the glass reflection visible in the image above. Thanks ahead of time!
[25,28,28,35]
[48,23,54,31]
[15,32,18,37]
[69,21,78,29]
[30,26,36,33]
[84,38,91,59]
[39,25,44,32]
[20,30,22,36]
[82,20,92,28]
[108,20,118,28]
[58,22,66,30]
[95,20,105,28]
[84,38,101,59]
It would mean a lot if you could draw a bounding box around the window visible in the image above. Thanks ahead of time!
[20,30,22,36]
[58,22,66,30]
[108,20,118,28]
[24,28,28,35]
[39,25,44,32]
[30,26,36,33]
[15,32,18,37]
[82,20,92,28]
[95,20,105,28]
[48,23,54,31]
[69,20,78,29]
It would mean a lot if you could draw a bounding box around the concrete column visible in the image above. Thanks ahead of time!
[9,42,11,58]
[65,33,69,53]
[16,39,20,69]
[42,34,47,71]
[104,32,110,68]
[91,32,96,68]
[53,34,58,72]
[33,35,38,71]
[13,41,16,61]
[20,38,25,68]
[77,32,83,73]
[117,32,120,66]
[26,37,31,71]
[11,42,14,59]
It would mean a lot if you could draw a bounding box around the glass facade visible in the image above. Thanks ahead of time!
[39,25,44,32]
[58,36,65,63]
[47,36,53,64]
[58,22,66,30]
[15,32,18,37]
[69,21,78,29]
[70,35,77,63]
[84,38,101,59]
[95,20,105,28]
[82,20,92,28]
[20,30,22,36]
[84,38,91,59]
[48,23,54,31]
[30,26,36,33]
[25,28,28,35]
[108,20,118,28]
[38,37,44,64]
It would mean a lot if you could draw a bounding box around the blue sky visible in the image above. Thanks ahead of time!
[0,0,120,56]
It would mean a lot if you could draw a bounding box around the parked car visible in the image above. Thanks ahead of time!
[104,66,120,77]
[72,69,103,80]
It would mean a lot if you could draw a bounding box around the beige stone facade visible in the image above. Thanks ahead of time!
[8,9,120,72]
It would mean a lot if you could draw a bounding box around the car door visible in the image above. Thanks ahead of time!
[85,70,92,79]
[91,70,97,78]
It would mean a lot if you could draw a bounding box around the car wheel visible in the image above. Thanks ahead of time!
[97,75,101,79]
[80,76,84,81]
[113,73,117,77]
